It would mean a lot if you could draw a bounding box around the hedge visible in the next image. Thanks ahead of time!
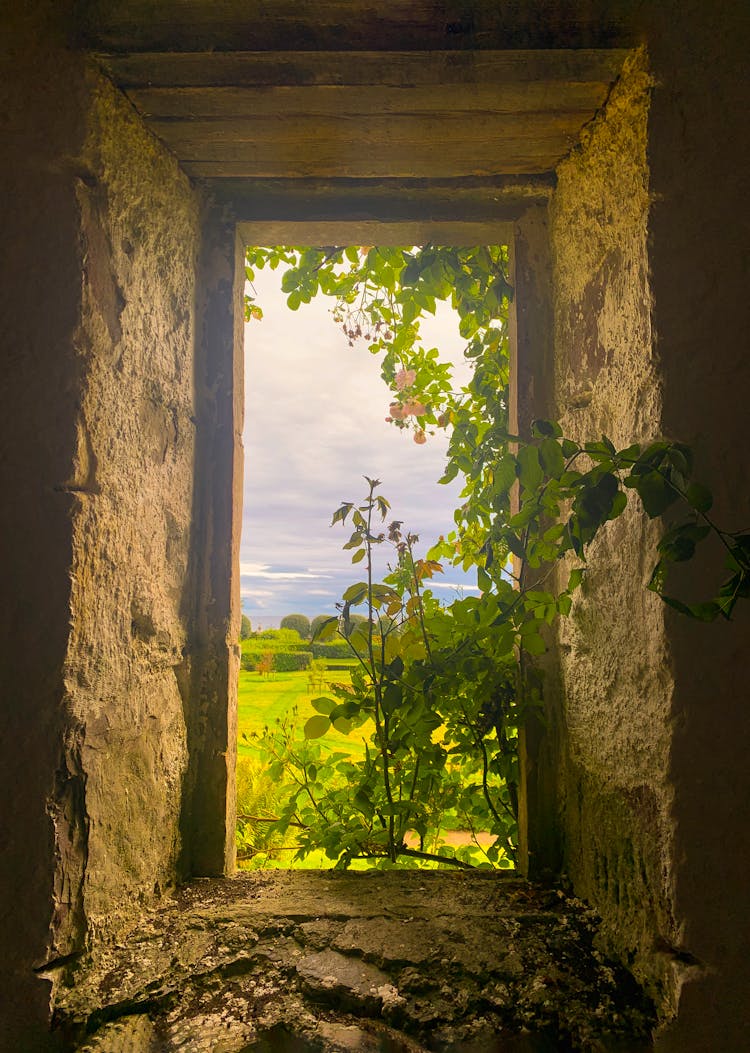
[241,651,313,672]
[241,638,310,655]
[311,641,354,660]
[273,651,312,672]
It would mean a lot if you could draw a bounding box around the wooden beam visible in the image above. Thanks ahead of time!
[151,111,591,146]
[151,111,583,178]
[209,176,553,224]
[80,1,639,53]
[96,48,628,90]
[127,81,610,120]
[237,219,516,246]
[183,152,565,180]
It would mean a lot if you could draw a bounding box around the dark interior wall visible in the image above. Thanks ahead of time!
[644,3,750,1048]
[0,5,87,1044]
[0,6,215,1044]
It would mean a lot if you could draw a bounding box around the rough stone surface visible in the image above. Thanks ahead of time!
[544,48,679,1013]
[53,66,202,955]
[49,872,655,1051]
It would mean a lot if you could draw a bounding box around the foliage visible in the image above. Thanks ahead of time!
[242,630,310,656]
[310,640,355,660]
[311,614,334,639]
[243,243,749,870]
[273,651,313,673]
[240,614,252,640]
[235,752,300,867]
[242,648,313,673]
[280,613,311,639]
[257,653,274,678]
[254,627,306,644]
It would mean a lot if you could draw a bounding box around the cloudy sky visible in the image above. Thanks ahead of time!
[241,264,479,628]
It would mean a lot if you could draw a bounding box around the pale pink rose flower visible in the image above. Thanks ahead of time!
[395,368,417,391]
[389,402,407,420]
[413,429,427,445]
[404,399,426,417]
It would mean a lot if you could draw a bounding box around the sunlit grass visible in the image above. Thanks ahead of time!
[237,663,364,758]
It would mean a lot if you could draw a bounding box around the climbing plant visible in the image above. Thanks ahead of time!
[242,245,750,869]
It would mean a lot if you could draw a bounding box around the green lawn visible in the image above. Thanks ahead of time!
[237,662,365,758]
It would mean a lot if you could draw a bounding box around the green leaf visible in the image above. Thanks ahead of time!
[686,482,713,513]
[567,567,586,591]
[634,471,680,518]
[351,548,366,564]
[304,715,331,739]
[657,522,711,563]
[517,445,544,490]
[608,490,628,520]
[332,502,354,526]
[343,582,368,604]
[311,697,336,715]
[539,437,565,478]
[313,616,339,641]
[521,632,546,656]
[531,419,562,438]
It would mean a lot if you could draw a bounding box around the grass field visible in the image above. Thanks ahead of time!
[235,659,501,870]
[236,661,368,869]
[237,661,364,758]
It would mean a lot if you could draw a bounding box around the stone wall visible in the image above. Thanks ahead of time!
[56,70,201,948]
[0,7,214,1043]
[546,48,679,1008]
[534,13,750,1045]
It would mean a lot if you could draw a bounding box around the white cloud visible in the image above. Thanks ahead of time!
[241,266,477,621]
[427,581,481,592]
[239,561,328,581]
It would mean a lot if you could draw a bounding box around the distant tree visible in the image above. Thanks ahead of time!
[311,614,335,639]
[240,614,252,640]
[280,613,311,639]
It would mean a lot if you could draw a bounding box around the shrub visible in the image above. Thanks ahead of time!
[236,753,298,867]
[241,631,310,658]
[273,651,312,672]
[311,641,354,660]
[240,614,252,640]
[280,613,311,639]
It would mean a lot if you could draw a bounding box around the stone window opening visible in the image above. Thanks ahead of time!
[5,6,749,1046]
[234,238,515,874]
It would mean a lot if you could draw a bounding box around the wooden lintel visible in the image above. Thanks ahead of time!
[152,110,584,178]
[236,219,517,247]
[208,177,553,226]
[183,152,564,181]
[97,48,629,90]
[127,81,610,120]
